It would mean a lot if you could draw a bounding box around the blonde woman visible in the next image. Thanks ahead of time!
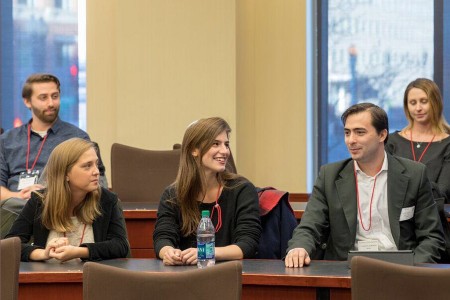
[6,138,129,262]
[153,117,261,265]
[386,78,450,262]
[386,78,450,202]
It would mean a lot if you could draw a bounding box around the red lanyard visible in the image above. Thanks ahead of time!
[64,223,87,246]
[409,130,435,162]
[354,167,378,231]
[210,184,222,232]
[26,123,48,172]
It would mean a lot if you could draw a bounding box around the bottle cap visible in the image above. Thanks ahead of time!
[201,210,210,218]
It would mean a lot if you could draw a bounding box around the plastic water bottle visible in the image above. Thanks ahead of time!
[197,210,215,268]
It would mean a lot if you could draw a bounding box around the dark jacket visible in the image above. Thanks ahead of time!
[287,154,446,263]
[6,187,130,261]
[256,187,298,259]
[153,180,261,258]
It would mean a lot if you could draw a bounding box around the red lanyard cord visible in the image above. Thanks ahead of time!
[63,223,87,246]
[26,124,48,172]
[210,184,222,232]
[354,167,378,232]
[409,130,435,162]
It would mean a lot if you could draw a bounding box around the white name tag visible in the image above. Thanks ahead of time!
[358,240,379,251]
[400,206,415,221]
[17,171,39,191]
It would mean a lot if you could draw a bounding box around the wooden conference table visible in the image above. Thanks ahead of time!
[122,202,450,258]
[19,259,352,300]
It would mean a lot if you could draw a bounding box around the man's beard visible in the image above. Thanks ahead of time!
[32,106,59,124]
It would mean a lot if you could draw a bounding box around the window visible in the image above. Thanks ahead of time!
[0,0,86,131]
[315,0,450,170]
[54,0,63,9]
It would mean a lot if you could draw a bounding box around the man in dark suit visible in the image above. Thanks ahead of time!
[285,103,445,267]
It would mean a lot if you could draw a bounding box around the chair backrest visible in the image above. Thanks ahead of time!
[83,261,242,300]
[0,237,21,300]
[1,198,25,239]
[351,256,450,300]
[111,143,181,203]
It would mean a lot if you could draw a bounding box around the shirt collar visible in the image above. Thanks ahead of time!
[354,151,388,176]
[28,117,62,134]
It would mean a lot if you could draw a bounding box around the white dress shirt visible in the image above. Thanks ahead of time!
[354,152,397,251]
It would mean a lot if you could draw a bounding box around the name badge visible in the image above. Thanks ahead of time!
[17,170,40,191]
[358,240,379,251]
[400,206,415,221]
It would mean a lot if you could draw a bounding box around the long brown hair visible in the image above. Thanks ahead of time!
[176,117,241,236]
[39,138,101,232]
[403,78,450,134]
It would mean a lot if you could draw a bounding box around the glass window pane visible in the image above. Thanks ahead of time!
[0,0,86,131]
[326,0,434,163]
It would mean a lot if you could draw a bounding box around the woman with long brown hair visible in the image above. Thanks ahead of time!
[7,138,129,262]
[153,117,261,265]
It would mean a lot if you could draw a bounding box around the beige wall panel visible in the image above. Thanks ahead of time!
[88,0,307,192]
[236,0,256,180]
[237,0,307,192]
[88,1,237,184]
[86,0,117,185]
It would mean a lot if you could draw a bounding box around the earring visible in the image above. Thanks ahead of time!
[66,177,69,182]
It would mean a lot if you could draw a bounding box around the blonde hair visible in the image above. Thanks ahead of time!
[403,78,450,134]
[39,138,101,232]
[176,117,241,236]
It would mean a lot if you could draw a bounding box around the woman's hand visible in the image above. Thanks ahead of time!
[181,248,197,265]
[49,245,89,262]
[29,237,69,261]
[46,237,69,259]
[160,246,183,266]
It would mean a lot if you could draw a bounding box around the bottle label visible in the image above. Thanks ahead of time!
[197,242,215,259]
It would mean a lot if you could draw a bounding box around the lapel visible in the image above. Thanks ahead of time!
[336,160,358,243]
[386,154,409,247]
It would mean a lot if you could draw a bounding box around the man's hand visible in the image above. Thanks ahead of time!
[285,248,311,268]
[18,184,45,199]
[1,184,44,201]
